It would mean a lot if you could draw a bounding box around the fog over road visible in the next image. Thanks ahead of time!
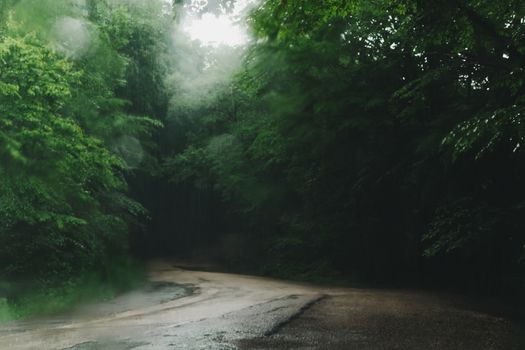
[0,260,523,350]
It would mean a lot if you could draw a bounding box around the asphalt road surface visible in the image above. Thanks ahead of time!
[0,259,523,350]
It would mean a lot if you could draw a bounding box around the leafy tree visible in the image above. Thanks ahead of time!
[0,37,133,288]
[165,0,525,292]
[0,0,167,303]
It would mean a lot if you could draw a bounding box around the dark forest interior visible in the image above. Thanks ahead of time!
[0,0,524,321]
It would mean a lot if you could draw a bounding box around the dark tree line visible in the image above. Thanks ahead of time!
[0,0,524,318]
[163,0,525,294]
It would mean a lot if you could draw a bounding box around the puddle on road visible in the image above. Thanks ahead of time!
[62,340,148,350]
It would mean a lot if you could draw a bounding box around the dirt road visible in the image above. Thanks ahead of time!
[0,260,523,349]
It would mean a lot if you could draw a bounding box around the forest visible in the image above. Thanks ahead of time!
[0,0,524,320]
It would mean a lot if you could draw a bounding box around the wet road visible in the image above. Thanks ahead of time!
[0,260,523,350]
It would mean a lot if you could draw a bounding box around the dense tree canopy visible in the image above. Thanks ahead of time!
[164,0,525,292]
[0,0,524,317]
[0,0,166,302]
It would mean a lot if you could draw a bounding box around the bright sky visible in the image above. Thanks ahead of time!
[184,13,247,46]
[182,0,255,47]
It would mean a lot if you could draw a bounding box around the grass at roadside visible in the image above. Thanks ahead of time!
[0,257,146,323]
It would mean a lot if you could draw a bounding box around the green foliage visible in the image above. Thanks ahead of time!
[423,199,500,257]
[444,105,525,160]
[0,256,144,322]
[0,0,170,313]
[2,0,525,311]
[0,36,126,284]
[163,0,525,293]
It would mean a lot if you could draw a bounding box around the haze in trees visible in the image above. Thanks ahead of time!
[0,0,524,320]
